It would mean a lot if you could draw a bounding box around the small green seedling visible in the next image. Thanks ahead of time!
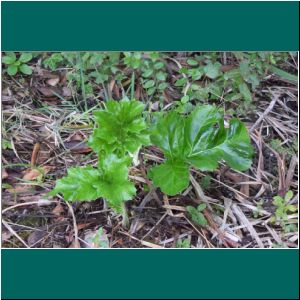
[176,236,191,248]
[91,227,109,248]
[186,203,207,227]
[2,52,33,76]
[270,190,297,232]
[253,199,264,218]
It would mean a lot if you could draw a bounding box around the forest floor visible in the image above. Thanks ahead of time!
[1,52,298,248]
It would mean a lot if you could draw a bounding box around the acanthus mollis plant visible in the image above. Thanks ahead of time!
[49,99,150,227]
[148,105,254,195]
[50,100,254,229]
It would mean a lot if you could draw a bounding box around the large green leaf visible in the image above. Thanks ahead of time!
[19,53,33,63]
[7,65,18,76]
[49,154,136,212]
[238,82,252,103]
[97,154,136,212]
[268,65,298,84]
[148,160,189,196]
[49,166,101,201]
[149,105,253,195]
[2,53,16,65]
[204,62,222,79]
[150,111,185,160]
[19,64,33,75]
[89,99,150,156]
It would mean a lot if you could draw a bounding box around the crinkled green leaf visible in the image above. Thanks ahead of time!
[49,166,101,201]
[50,154,136,213]
[88,99,150,156]
[97,154,136,212]
[148,160,189,196]
[149,105,253,195]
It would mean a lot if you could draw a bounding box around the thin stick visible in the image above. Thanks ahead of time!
[66,202,80,248]
[250,93,278,133]
[31,142,41,166]
[2,200,57,214]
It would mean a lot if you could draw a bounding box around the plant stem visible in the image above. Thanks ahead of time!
[121,202,129,229]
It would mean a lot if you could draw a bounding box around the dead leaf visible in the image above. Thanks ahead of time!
[22,166,52,181]
[134,83,140,99]
[22,169,41,181]
[84,228,109,248]
[36,67,59,79]
[2,230,13,242]
[27,230,48,247]
[68,240,81,248]
[7,184,35,194]
[52,203,65,216]
[6,166,53,192]
[77,223,92,231]
[2,169,8,179]
[46,77,60,87]
[64,141,92,154]
[67,132,84,142]
[37,86,61,97]
[221,65,236,72]
[150,101,159,111]
[62,87,72,98]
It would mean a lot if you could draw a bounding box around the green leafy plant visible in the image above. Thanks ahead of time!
[2,139,13,150]
[270,138,297,158]
[175,52,295,117]
[124,52,168,98]
[186,203,207,227]
[148,105,254,195]
[88,99,150,156]
[91,227,110,248]
[50,99,150,227]
[270,190,297,232]
[50,101,253,228]
[2,52,33,75]
[47,52,123,99]
[43,53,64,70]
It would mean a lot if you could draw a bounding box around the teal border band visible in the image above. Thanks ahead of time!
[1,249,299,299]
[1,1,299,51]
[1,1,299,299]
